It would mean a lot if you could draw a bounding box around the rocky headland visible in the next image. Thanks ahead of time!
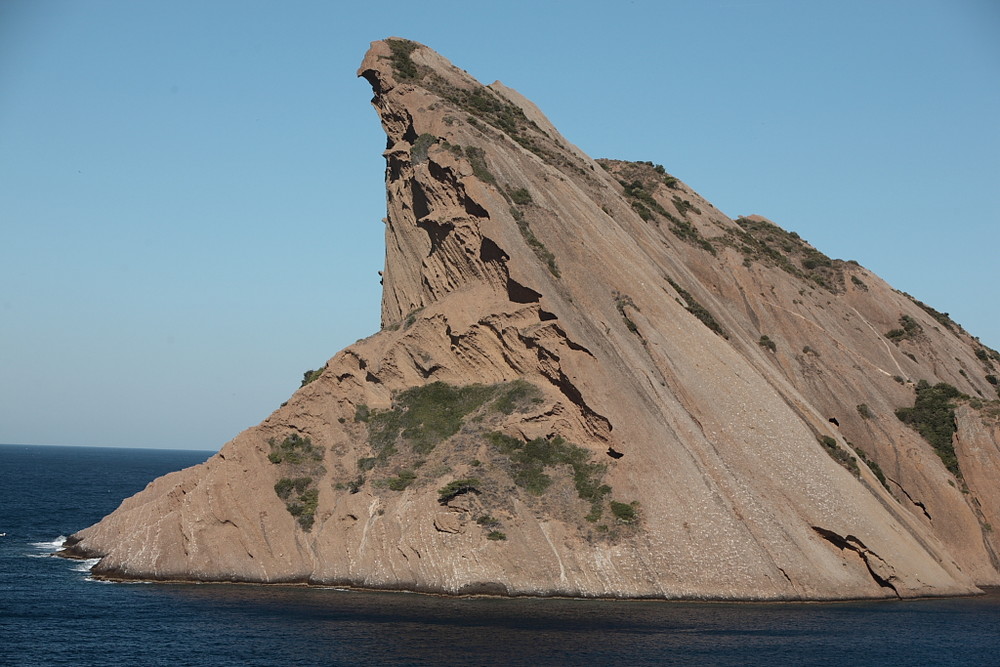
[60,39,1000,600]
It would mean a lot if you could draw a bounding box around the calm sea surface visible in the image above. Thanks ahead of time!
[2,443,999,666]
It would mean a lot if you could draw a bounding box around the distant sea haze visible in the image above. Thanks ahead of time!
[2,443,999,666]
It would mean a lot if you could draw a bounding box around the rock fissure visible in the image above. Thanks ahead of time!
[887,476,933,521]
[812,526,901,596]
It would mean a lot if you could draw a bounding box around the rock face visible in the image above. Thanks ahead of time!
[62,39,1000,600]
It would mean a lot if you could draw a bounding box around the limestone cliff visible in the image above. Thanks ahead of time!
[61,39,1000,600]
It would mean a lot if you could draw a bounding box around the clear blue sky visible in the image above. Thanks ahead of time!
[2,0,997,450]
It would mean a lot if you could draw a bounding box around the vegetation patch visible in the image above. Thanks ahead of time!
[386,38,420,81]
[492,379,543,415]
[599,161,715,252]
[513,211,560,277]
[854,447,890,491]
[851,275,869,291]
[613,291,640,336]
[363,380,543,462]
[856,403,874,420]
[334,476,365,494]
[728,217,844,292]
[610,500,639,524]
[621,179,669,218]
[385,469,417,491]
[274,477,319,530]
[666,277,727,338]
[417,72,575,171]
[438,478,481,504]
[818,436,859,476]
[411,133,437,164]
[267,434,324,465]
[300,366,325,387]
[509,187,533,205]
[885,315,923,343]
[667,216,716,255]
[403,307,424,330]
[671,195,701,218]
[464,146,498,186]
[903,293,959,333]
[758,335,777,353]
[486,432,614,522]
[896,381,964,478]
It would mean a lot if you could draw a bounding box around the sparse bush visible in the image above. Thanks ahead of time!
[854,447,889,491]
[759,335,777,353]
[274,476,312,500]
[300,367,324,387]
[492,379,543,415]
[386,469,417,491]
[487,431,611,520]
[857,404,874,419]
[465,146,497,186]
[610,501,639,524]
[630,201,653,221]
[509,187,532,205]
[274,477,318,530]
[516,217,559,277]
[411,133,437,163]
[486,531,507,541]
[267,434,323,465]
[818,436,859,475]
[336,476,364,494]
[671,195,700,218]
[666,277,727,338]
[613,291,641,336]
[403,307,424,330]
[886,315,923,343]
[365,380,542,459]
[620,179,668,217]
[438,478,481,504]
[386,39,419,81]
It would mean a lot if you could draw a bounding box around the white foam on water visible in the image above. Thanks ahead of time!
[30,536,67,552]
[72,558,101,573]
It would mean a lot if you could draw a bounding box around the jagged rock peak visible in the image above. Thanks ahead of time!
[59,39,1000,601]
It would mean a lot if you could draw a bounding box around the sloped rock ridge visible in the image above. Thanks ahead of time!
[61,38,1000,600]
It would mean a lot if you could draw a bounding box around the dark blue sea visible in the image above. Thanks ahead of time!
[2,443,999,666]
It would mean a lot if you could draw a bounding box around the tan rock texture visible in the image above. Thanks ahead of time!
[61,39,1000,600]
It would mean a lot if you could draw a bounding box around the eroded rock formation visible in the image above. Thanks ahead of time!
[61,38,1000,600]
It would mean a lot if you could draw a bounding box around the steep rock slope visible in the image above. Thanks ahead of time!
[61,39,1000,600]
